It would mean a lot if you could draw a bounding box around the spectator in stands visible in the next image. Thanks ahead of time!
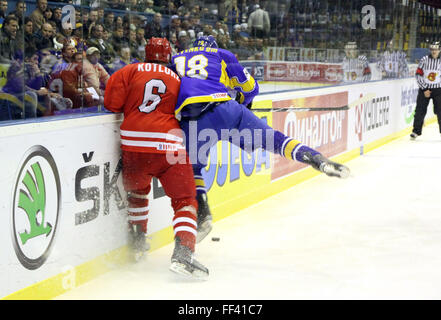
[127,0,141,12]
[200,7,214,20]
[112,46,136,72]
[24,18,38,57]
[190,15,203,35]
[87,24,116,65]
[30,0,48,31]
[0,16,22,62]
[161,1,177,15]
[0,1,8,28]
[144,0,157,14]
[214,21,225,36]
[202,24,213,36]
[50,7,63,34]
[102,28,111,43]
[97,7,105,24]
[135,28,147,61]
[80,9,90,36]
[24,51,71,116]
[11,1,27,29]
[217,33,229,49]
[165,15,181,39]
[224,0,241,25]
[232,24,241,42]
[73,23,87,52]
[181,18,191,33]
[177,0,192,16]
[1,56,38,120]
[75,9,81,27]
[247,4,270,39]
[190,4,201,15]
[169,31,178,54]
[111,26,126,53]
[83,46,109,98]
[44,8,53,24]
[34,23,55,51]
[239,23,249,38]
[177,30,190,51]
[60,51,100,109]
[126,28,140,61]
[187,29,196,44]
[103,11,115,32]
[58,22,76,47]
[122,14,135,33]
[109,0,125,11]
[53,22,77,52]
[86,8,99,38]
[231,35,253,60]
[52,42,75,76]
[271,3,287,38]
[114,15,124,31]
[145,13,165,39]
[247,38,266,60]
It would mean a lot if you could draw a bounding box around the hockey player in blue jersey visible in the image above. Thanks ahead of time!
[170,35,350,242]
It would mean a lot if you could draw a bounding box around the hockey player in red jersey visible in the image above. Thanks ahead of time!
[104,37,208,279]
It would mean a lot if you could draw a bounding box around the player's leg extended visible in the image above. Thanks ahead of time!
[121,151,152,260]
[230,101,350,178]
[412,89,430,137]
[158,157,209,279]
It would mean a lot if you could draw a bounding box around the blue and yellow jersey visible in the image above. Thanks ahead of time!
[170,46,259,118]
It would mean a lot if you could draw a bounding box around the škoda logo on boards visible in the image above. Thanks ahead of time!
[11,146,61,270]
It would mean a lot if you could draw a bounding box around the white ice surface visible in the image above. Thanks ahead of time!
[55,123,441,300]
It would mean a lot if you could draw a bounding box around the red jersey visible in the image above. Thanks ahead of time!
[104,62,184,153]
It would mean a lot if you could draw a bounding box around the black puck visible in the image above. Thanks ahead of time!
[211,237,220,241]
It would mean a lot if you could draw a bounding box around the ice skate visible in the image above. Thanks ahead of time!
[128,224,150,262]
[319,160,350,179]
[410,132,419,140]
[302,153,350,179]
[196,193,213,243]
[169,238,209,280]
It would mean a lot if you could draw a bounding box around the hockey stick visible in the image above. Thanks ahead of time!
[251,105,349,112]
[251,93,376,113]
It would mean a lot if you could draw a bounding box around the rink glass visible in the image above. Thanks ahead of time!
[0,0,438,124]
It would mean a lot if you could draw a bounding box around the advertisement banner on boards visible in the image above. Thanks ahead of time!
[264,62,343,83]
[270,91,349,181]
[0,119,134,297]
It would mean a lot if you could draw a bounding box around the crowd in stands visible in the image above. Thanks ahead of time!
[0,0,437,121]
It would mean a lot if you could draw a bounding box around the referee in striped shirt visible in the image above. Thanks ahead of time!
[411,41,441,139]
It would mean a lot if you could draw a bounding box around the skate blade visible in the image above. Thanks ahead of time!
[323,164,350,179]
[196,221,213,243]
[337,166,350,179]
[130,244,150,263]
[132,250,146,263]
[169,262,209,280]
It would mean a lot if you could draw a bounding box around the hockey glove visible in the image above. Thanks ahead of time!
[302,152,350,179]
[235,91,245,104]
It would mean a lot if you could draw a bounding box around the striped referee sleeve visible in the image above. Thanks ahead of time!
[415,56,427,90]
[360,56,372,82]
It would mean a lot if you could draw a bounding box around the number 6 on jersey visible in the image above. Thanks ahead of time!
[138,79,166,114]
